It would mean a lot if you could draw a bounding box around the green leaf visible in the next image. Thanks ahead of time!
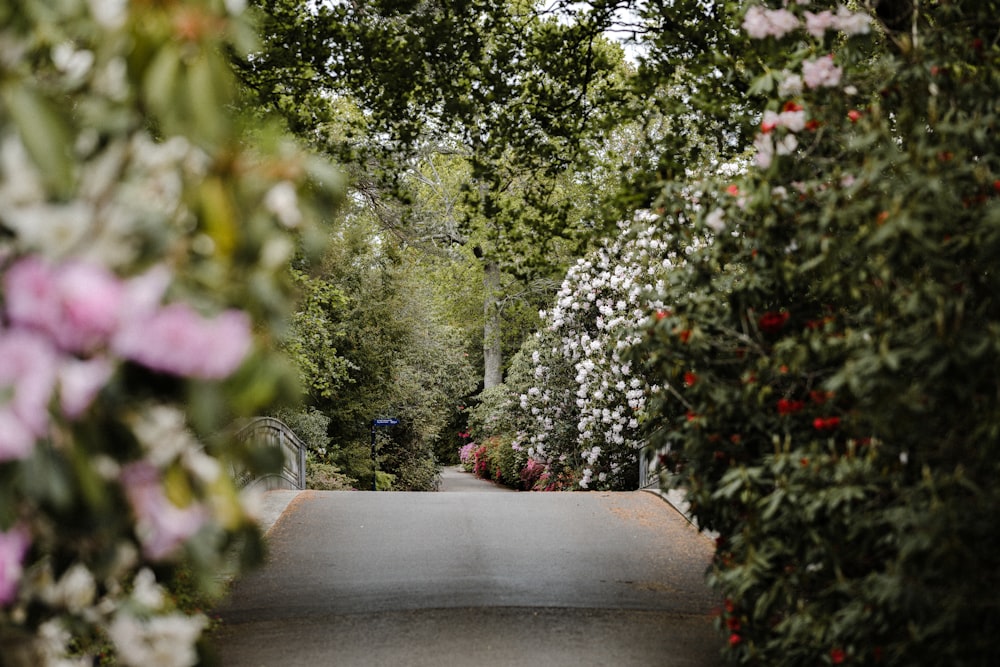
[1,83,74,196]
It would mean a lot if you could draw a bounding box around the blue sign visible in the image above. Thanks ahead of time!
[373,418,399,426]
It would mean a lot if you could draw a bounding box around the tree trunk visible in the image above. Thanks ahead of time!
[483,259,503,389]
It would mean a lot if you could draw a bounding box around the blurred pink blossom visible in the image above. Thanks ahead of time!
[113,305,252,379]
[120,462,207,560]
[0,329,59,460]
[743,6,799,39]
[4,256,125,353]
[802,55,843,88]
[0,524,30,605]
[59,356,114,418]
[804,10,838,38]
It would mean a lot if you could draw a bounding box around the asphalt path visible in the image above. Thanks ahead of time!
[213,471,724,666]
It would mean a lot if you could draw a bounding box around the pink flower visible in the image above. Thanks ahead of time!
[4,256,125,353]
[802,55,843,88]
[59,356,114,419]
[0,330,59,460]
[0,524,30,606]
[121,462,207,560]
[120,265,172,318]
[114,305,252,379]
[834,6,872,35]
[754,133,775,169]
[761,110,780,133]
[779,108,807,132]
[743,6,800,39]
[804,10,837,38]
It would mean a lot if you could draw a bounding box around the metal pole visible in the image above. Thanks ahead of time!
[370,420,377,491]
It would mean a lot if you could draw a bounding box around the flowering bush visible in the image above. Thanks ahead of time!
[514,219,672,489]
[633,1,1000,664]
[467,218,673,490]
[0,0,340,664]
[458,441,480,472]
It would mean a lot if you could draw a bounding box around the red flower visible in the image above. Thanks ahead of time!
[830,647,846,664]
[726,184,740,196]
[724,598,736,613]
[813,416,841,431]
[809,390,833,404]
[684,372,698,387]
[677,329,692,343]
[782,100,803,113]
[726,617,741,630]
[729,633,742,647]
[847,109,862,122]
[758,311,790,334]
[655,309,670,321]
[805,119,822,131]
[777,398,805,415]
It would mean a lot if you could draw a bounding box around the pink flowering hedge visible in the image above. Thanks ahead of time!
[0,0,341,663]
[632,1,1000,665]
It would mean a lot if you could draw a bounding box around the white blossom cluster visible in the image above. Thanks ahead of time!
[517,217,673,489]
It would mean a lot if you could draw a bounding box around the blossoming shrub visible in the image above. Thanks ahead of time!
[458,441,479,472]
[514,220,671,489]
[633,1,1000,664]
[0,0,340,663]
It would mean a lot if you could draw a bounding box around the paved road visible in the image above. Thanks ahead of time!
[437,464,517,492]
[213,486,724,666]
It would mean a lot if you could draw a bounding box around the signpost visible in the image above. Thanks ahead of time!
[370,418,399,490]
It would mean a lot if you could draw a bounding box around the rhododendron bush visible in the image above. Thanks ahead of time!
[631,1,1000,665]
[468,220,672,490]
[0,0,339,663]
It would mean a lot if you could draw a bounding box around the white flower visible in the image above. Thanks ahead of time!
[834,6,872,35]
[264,181,302,228]
[87,0,127,29]
[778,71,804,97]
[776,133,799,156]
[779,108,807,132]
[132,568,166,609]
[705,207,726,233]
[109,612,208,667]
[754,133,775,169]
[50,563,97,613]
[52,43,94,81]
[224,0,248,15]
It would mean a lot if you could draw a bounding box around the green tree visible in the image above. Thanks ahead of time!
[286,203,478,489]
[240,0,634,388]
